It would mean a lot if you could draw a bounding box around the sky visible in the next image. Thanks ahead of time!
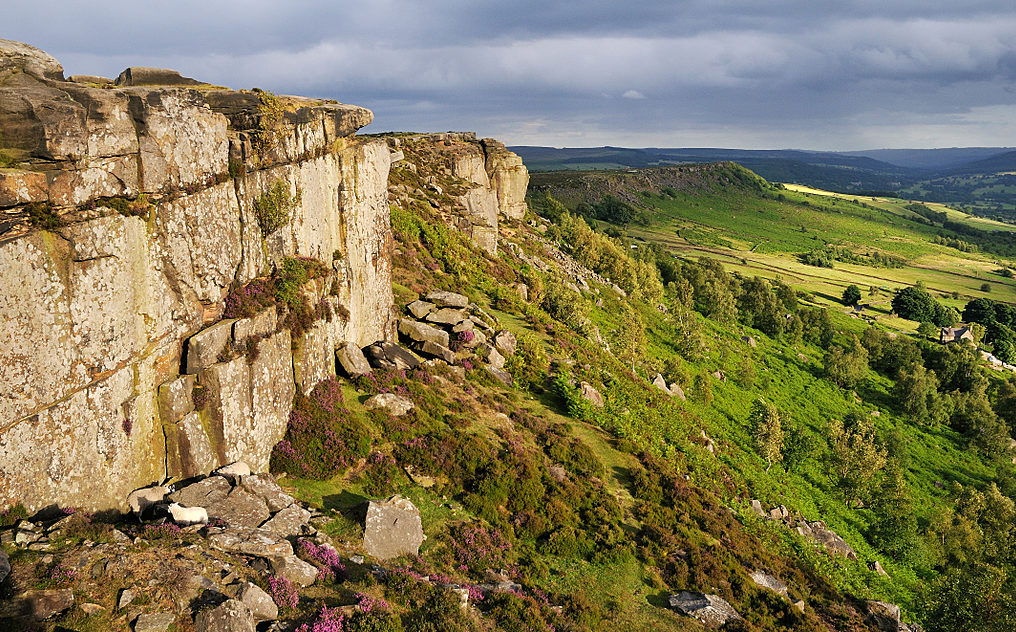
[6,1,1016,150]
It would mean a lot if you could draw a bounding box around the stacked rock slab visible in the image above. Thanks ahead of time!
[0,40,395,512]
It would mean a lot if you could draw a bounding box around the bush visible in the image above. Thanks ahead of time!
[504,332,549,389]
[254,179,301,236]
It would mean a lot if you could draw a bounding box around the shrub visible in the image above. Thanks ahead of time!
[254,179,301,236]
[26,202,60,229]
[504,332,549,389]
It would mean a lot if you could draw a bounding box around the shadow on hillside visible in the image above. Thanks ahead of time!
[646,591,672,609]
[323,490,369,524]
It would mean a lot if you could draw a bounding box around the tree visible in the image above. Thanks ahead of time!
[866,463,919,561]
[749,398,784,472]
[827,411,887,504]
[842,284,862,306]
[918,321,939,340]
[824,335,869,389]
[614,305,646,373]
[894,361,948,425]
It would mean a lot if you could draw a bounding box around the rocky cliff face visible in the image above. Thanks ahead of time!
[0,41,401,512]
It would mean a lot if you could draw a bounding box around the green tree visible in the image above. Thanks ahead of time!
[918,321,939,340]
[824,335,869,389]
[866,463,919,562]
[614,305,647,373]
[894,361,948,424]
[827,411,887,504]
[748,398,784,472]
[842,284,862,306]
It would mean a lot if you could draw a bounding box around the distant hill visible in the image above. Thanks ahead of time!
[841,147,1015,170]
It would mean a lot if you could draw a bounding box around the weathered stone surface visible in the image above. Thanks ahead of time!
[363,495,425,560]
[0,39,65,81]
[670,383,686,400]
[293,319,337,395]
[236,582,277,622]
[158,375,196,424]
[337,343,372,377]
[743,335,757,348]
[864,601,901,632]
[425,290,469,308]
[205,487,270,529]
[134,612,178,632]
[365,341,421,370]
[115,67,203,87]
[425,307,468,325]
[493,330,517,356]
[21,589,74,621]
[482,139,529,220]
[652,374,672,395]
[668,591,742,629]
[476,343,505,369]
[365,393,415,417]
[485,365,513,386]
[207,528,294,557]
[170,476,231,507]
[268,554,318,587]
[186,320,236,375]
[580,382,604,408]
[870,560,889,577]
[67,74,112,85]
[802,521,857,560]
[0,548,10,583]
[241,474,296,513]
[260,503,311,538]
[750,570,788,596]
[0,169,48,206]
[194,599,255,632]
[750,499,765,516]
[407,300,436,319]
[168,411,218,479]
[418,340,455,364]
[399,319,450,347]
[231,308,277,345]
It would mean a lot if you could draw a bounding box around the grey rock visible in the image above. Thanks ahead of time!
[398,318,450,347]
[259,503,311,538]
[114,67,203,87]
[669,383,686,400]
[476,343,505,369]
[118,588,137,610]
[425,308,468,325]
[792,599,805,613]
[749,570,788,596]
[241,474,296,513]
[864,601,901,632]
[237,582,277,622]
[804,521,857,560]
[485,365,513,386]
[207,528,294,558]
[870,560,889,577]
[652,374,672,396]
[750,499,765,517]
[363,495,425,560]
[668,591,742,629]
[406,300,436,319]
[194,599,256,632]
[742,335,757,348]
[0,39,65,81]
[206,488,271,529]
[336,343,372,378]
[158,375,196,424]
[134,612,177,632]
[22,589,74,620]
[418,340,455,364]
[580,382,604,408]
[185,320,236,374]
[452,319,474,333]
[268,554,318,587]
[365,393,415,417]
[0,548,9,583]
[364,341,420,370]
[231,308,277,345]
[170,476,231,508]
[425,290,469,308]
[493,330,517,356]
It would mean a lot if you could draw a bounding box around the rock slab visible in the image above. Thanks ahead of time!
[668,591,742,629]
[363,495,425,560]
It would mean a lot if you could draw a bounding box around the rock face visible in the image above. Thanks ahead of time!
[668,591,743,628]
[0,41,396,512]
[363,495,425,560]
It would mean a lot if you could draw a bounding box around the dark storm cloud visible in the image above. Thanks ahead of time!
[6,1,1016,148]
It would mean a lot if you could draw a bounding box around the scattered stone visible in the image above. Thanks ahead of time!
[668,591,742,628]
[237,582,278,622]
[798,521,857,560]
[425,308,468,325]
[476,343,505,369]
[398,318,450,347]
[750,570,788,596]
[268,554,318,587]
[792,599,805,613]
[864,601,902,632]
[134,612,177,632]
[870,560,889,577]
[406,300,436,319]
[241,474,296,513]
[118,588,137,610]
[336,343,372,377]
[669,383,686,400]
[364,341,421,370]
[700,430,716,454]
[364,495,426,560]
[580,382,604,408]
[22,589,74,620]
[425,290,469,308]
[208,528,294,558]
[485,365,513,386]
[260,503,312,538]
[652,374,672,396]
[205,487,270,529]
[80,602,105,615]
[750,500,765,517]
[493,330,517,356]
[418,340,455,363]
[350,555,364,565]
[194,599,256,632]
[514,283,529,301]
[365,393,415,417]
[170,476,231,508]
[712,370,726,382]
[743,335,757,348]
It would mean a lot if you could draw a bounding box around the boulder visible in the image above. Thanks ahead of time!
[336,343,372,377]
[67,74,112,85]
[134,612,177,632]
[170,476,232,508]
[652,374,672,396]
[485,365,513,386]
[864,601,901,632]
[493,330,517,356]
[114,66,203,86]
[749,570,788,596]
[365,393,415,417]
[425,290,469,308]
[185,320,236,374]
[206,487,271,529]
[580,382,604,408]
[398,318,450,347]
[157,375,196,424]
[260,503,311,538]
[668,591,742,629]
[364,341,420,370]
[669,383,686,400]
[268,554,318,587]
[241,474,296,513]
[194,599,256,632]
[231,308,277,345]
[805,521,857,560]
[870,560,889,577]
[363,495,425,560]
[236,582,277,622]
[214,461,252,483]
[418,340,455,364]
[0,39,65,81]
[425,308,468,325]
[21,589,74,621]
[750,499,765,517]
[476,343,505,369]
[207,528,294,558]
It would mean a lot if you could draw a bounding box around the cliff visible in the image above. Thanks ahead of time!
[0,40,527,512]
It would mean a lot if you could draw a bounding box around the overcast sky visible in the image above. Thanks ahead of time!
[7,1,1016,150]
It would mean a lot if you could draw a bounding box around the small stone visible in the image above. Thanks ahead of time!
[241,474,296,513]
[80,603,105,615]
[668,591,742,628]
[425,290,469,308]
[792,599,805,613]
[205,487,270,529]
[870,560,889,577]
[579,382,604,408]
[365,393,415,417]
[22,589,74,621]
[652,374,672,396]
[750,500,765,517]
[170,476,231,507]
[865,601,902,632]
[742,335,757,348]
[749,570,788,596]
[237,582,278,622]
[669,383,686,400]
[485,365,512,386]
[493,330,517,356]
[350,555,364,565]
[452,320,474,333]
[214,461,252,483]
[398,318,450,347]
[194,599,256,632]
[118,588,137,610]
[134,612,177,632]
[268,554,318,587]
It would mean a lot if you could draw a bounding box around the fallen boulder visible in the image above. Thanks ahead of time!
[580,382,604,408]
[750,570,788,597]
[336,343,372,377]
[668,591,742,629]
[268,554,318,587]
[425,290,469,308]
[365,393,415,417]
[398,319,450,347]
[363,495,425,560]
[652,374,672,396]
[194,598,256,632]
